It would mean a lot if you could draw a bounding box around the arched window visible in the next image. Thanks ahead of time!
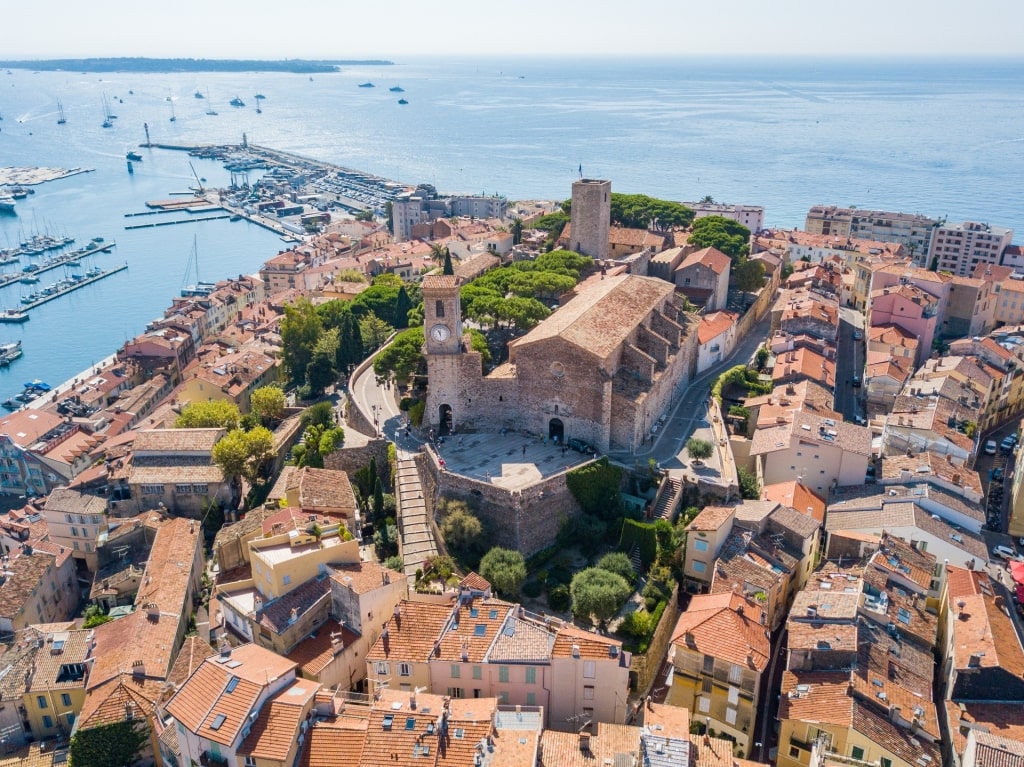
[435,300,445,319]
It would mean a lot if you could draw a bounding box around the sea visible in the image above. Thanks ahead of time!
[0,55,1023,403]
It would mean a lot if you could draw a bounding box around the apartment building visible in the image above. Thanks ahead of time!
[0,542,78,634]
[684,201,765,232]
[365,591,630,731]
[673,246,732,311]
[931,221,1013,276]
[667,592,769,755]
[21,628,92,741]
[41,487,109,570]
[804,206,939,266]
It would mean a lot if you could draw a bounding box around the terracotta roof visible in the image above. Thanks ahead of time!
[365,600,452,662]
[25,628,92,692]
[131,427,224,453]
[771,346,836,388]
[698,311,740,345]
[134,516,200,614]
[768,504,822,539]
[687,505,735,532]
[288,466,358,514]
[539,723,641,767]
[286,618,360,677]
[436,597,514,663]
[300,715,368,767]
[0,550,60,622]
[552,623,626,662]
[678,246,731,275]
[510,274,674,362]
[486,615,556,662]
[43,487,108,516]
[671,592,769,671]
[165,643,297,746]
[852,699,941,766]
[779,670,854,725]
[0,741,67,767]
[213,505,279,550]
[167,635,217,687]
[258,574,331,634]
[641,700,691,740]
[946,701,1024,758]
[762,481,826,523]
[77,673,164,729]
[237,678,319,761]
[329,560,404,595]
[458,571,491,593]
[422,274,461,290]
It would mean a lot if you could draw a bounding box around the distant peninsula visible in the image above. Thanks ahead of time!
[0,58,393,73]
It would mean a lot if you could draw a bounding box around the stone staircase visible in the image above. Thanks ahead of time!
[628,543,643,575]
[395,457,438,579]
[651,477,683,521]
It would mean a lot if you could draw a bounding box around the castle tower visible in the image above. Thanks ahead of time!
[569,179,611,261]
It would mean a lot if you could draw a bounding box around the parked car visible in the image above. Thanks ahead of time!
[992,544,1019,561]
[567,438,595,455]
[985,440,998,455]
[1001,437,1015,453]
[993,467,1004,482]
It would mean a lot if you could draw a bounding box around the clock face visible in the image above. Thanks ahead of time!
[430,324,451,343]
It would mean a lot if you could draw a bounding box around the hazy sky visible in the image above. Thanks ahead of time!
[5,0,1024,59]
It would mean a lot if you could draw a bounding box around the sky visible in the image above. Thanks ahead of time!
[3,0,1024,59]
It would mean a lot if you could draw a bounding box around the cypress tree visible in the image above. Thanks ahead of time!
[394,286,412,329]
[442,248,454,276]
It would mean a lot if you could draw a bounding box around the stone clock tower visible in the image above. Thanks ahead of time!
[422,275,462,355]
[423,274,473,433]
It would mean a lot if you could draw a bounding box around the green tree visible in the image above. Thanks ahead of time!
[213,427,275,489]
[686,438,713,460]
[394,285,413,328]
[755,346,770,371]
[738,467,761,500]
[302,401,334,429]
[570,567,632,624]
[385,200,393,235]
[250,386,286,425]
[438,500,485,556]
[735,258,766,295]
[372,326,425,384]
[359,313,395,354]
[511,216,524,245]
[565,458,623,520]
[334,268,367,284]
[280,297,323,384]
[689,216,751,261]
[354,208,374,222]
[306,351,336,396]
[69,720,150,767]
[175,400,241,430]
[479,547,527,597]
[82,603,112,628]
[596,551,636,585]
[442,248,454,276]
[373,476,385,520]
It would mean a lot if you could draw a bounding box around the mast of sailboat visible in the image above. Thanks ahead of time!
[57,99,66,125]
[189,162,204,194]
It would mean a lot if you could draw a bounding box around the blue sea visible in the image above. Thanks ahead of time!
[1,56,1022,401]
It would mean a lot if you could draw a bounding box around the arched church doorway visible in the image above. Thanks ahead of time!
[438,404,453,435]
[549,418,564,444]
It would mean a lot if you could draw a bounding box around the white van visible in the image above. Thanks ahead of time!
[984,440,998,455]
[992,544,1019,561]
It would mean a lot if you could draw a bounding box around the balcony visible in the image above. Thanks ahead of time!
[199,752,228,766]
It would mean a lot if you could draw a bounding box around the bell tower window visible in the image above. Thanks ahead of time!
[436,300,445,319]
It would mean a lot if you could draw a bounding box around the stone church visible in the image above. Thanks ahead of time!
[423,271,698,453]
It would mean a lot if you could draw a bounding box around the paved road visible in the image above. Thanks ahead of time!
[836,306,865,423]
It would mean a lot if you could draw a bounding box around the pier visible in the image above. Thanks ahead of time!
[16,264,128,313]
[0,242,116,291]
[125,214,230,230]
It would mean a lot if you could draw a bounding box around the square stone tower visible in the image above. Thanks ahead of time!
[569,179,611,261]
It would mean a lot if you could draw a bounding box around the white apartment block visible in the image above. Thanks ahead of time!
[684,202,765,233]
[932,221,1013,277]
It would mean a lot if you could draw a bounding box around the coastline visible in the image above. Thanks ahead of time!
[25,351,120,410]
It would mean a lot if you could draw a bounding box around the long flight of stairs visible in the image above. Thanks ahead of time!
[651,477,683,521]
[395,457,438,578]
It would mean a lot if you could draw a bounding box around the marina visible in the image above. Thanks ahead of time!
[12,263,128,314]
[0,241,116,291]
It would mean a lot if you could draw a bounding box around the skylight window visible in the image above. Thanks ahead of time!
[474,624,486,637]
[897,608,912,625]
[406,717,416,730]
[210,714,226,731]
[225,676,239,693]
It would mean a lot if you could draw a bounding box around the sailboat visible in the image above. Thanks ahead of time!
[255,97,262,114]
[168,98,176,122]
[194,89,204,99]
[181,236,217,297]
[56,99,66,125]
[101,95,113,128]
[205,89,218,116]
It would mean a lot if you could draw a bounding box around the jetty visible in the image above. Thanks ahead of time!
[125,214,230,230]
[16,264,128,313]
[0,242,116,291]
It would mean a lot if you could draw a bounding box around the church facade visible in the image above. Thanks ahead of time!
[423,271,699,453]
